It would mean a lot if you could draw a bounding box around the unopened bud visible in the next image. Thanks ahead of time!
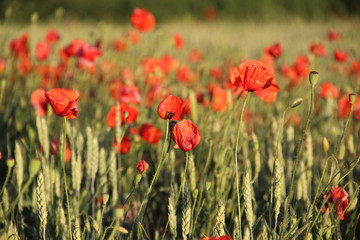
[134,173,142,185]
[290,98,303,108]
[6,158,15,168]
[309,71,319,86]
[348,93,356,105]
[192,188,199,200]
[103,193,110,205]
[29,158,41,176]
[205,181,211,191]
[322,137,329,153]
[115,206,124,219]
[337,142,346,160]
[348,197,358,211]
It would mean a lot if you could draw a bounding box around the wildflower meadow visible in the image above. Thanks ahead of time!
[0,6,360,240]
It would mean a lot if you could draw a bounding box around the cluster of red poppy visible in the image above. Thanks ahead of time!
[322,186,349,220]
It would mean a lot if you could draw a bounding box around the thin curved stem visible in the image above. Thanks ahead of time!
[234,93,251,239]
[0,165,13,196]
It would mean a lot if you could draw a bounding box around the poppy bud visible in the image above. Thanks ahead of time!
[103,193,109,205]
[134,173,142,185]
[29,158,41,176]
[290,98,303,108]
[136,160,148,173]
[115,206,124,219]
[322,137,329,153]
[348,93,356,105]
[309,71,319,86]
[6,158,15,168]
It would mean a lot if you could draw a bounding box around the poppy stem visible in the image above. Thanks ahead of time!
[62,117,73,240]
[288,75,316,203]
[234,92,251,239]
[0,163,13,197]
[130,119,170,237]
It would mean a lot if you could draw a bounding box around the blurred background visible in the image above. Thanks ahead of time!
[0,0,360,23]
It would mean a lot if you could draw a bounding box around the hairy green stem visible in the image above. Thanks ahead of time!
[234,93,250,239]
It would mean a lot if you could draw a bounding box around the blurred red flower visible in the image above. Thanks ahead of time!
[113,136,132,154]
[46,29,61,44]
[113,38,127,52]
[334,50,349,62]
[210,67,223,81]
[130,8,156,32]
[51,139,71,163]
[322,186,349,220]
[200,236,232,240]
[36,42,51,61]
[264,42,283,58]
[76,44,102,62]
[9,33,29,57]
[45,88,80,119]
[157,95,187,120]
[351,60,360,76]
[30,88,48,117]
[136,160,148,173]
[139,123,163,144]
[125,30,140,44]
[203,7,218,21]
[319,82,340,99]
[229,60,277,93]
[172,120,201,152]
[106,103,139,127]
[208,84,229,112]
[110,84,141,105]
[309,42,326,57]
[0,58,5,73]
[173,33,185,49]
[176,66,197,83]
[18,56,31,76]
[188,49,202,63]
[328,30,342,41]
[60,39,85,60]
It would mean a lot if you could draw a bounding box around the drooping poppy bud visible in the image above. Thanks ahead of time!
[172,120,201,152]
[45,88,80,119]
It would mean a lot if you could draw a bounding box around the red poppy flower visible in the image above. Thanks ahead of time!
[130,8,156,32]
[46,29,61,44]
[188,49,202,63]
[176,66,197,83]
[309,43,326,57]
[106,103,139,127]
[18,56,31,76]
[117,85,141,105]
[334,50,349,62]
[208,84,229,112]
[319,82,340,99]
[351,60,360,76]
[210,67,223,80]
[136,160,148,173]
[60,39,85,61]
[254,83,280,102]
[322,186,349,220]
[172,120,201,152]
[157,95,186,120]
[45,89,80,119]
[173,33,185,49]
[229,60,276,93]
[125,30,140,44]
[294,55,310,79]
[0,58,5,73]
[200,236,232,240]
[30,88,48,117]
[139,123,163,144]
[36,42,51,61]
[203,7,218,21]
[9,33,29,58]
[114,38,128,52]
[113,136,132,154]
[337,96,352,119]
[76,44,102,62]
[328,30,341,41]
[264,42,283,58]
[51,139,71,162]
